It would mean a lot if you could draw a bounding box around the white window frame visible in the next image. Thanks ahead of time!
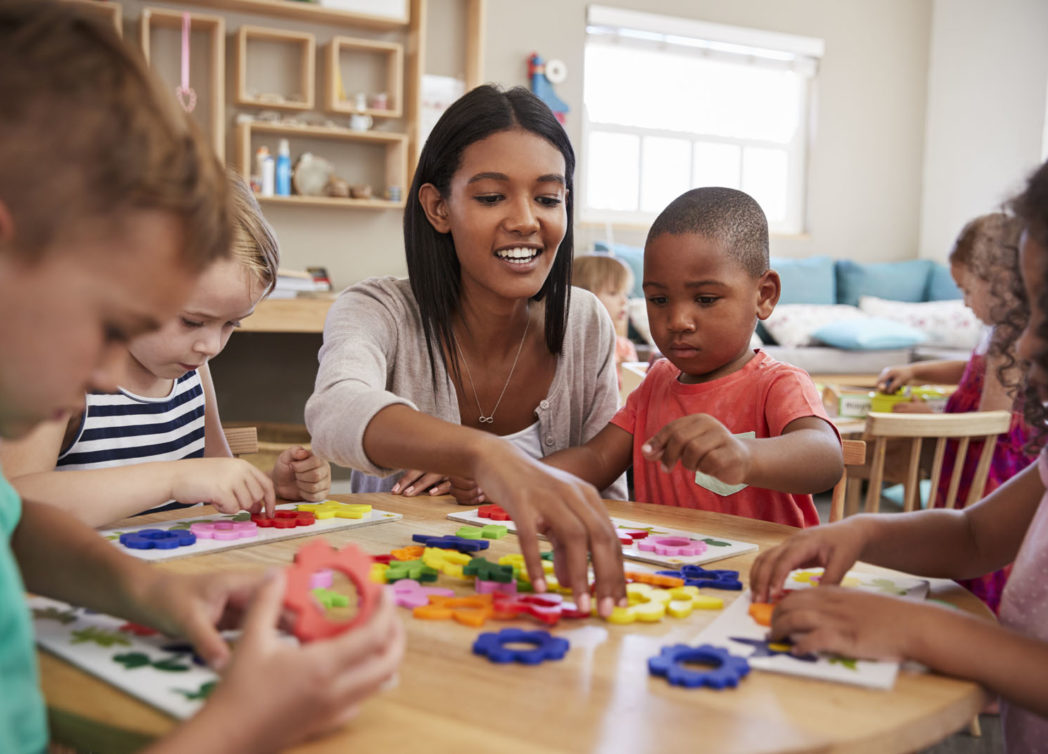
[581,6,824,235]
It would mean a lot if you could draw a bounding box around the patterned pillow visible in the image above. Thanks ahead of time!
[762,304,866,348]
[857,296,980,350]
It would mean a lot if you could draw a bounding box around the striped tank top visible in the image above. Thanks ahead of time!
[57,371,206,513]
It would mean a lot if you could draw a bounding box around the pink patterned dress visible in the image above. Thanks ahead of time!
[997,449,1048,752]
[934,351,1036,613]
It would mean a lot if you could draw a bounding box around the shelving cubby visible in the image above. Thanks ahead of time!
[64,0,122,34]
[169,0,408,29]
[236,121,408,209]
[235,26,316,111]
[139,7,225,160]
[325,36,404,119]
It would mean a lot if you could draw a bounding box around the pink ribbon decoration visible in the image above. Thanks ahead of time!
[175,13,197,113]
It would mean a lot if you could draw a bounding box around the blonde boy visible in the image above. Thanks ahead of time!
[548,188,842,526]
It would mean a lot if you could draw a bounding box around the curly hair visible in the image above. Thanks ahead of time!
[1008,160,1048,449]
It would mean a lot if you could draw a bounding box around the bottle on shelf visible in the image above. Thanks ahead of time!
[275,138,292,196]
[257,146,275,197]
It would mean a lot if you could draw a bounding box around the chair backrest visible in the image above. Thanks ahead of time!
[829,439,867,522]
[222,426,259,456]
[860,410,1012,514]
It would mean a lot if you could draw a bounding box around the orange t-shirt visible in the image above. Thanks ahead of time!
[610,351,835,528]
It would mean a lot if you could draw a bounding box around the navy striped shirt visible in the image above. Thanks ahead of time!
[58,371,206,513]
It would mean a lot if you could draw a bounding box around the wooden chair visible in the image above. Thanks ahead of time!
[843,410,1012,517]
[222,425,259,456]
[829,439,867,523]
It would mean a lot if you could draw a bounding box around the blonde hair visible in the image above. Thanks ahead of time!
[228,171,279,296]
[0,0,230,269]
[573,253,634,296]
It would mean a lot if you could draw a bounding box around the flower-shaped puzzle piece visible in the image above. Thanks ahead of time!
[251,510,315,529]
[656,564,742,591]
[464,557,515,583]
[476,579,517,596]
[413,594,497,626]
[119,529,196,550]
[390,545,426,561]
[615,527,650,545]
[477,503,510,521]
[189,521,258,540]
[748,602,775,626]
[422,547,472,579]
[492,593,589,625]
[637,536,708,557]
[297,501,372,519]
[385,558,439,583]
[625,570,684,588]
[473,628,569,664]
[283,539,381,642]
[388,579,455,608]
[648,644,750,689]
[412,534,489,553]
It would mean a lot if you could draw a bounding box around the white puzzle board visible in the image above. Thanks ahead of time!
[30,596,226,719]
[447,510,758,568]
[693,568,930,690]
[101,503,402,561]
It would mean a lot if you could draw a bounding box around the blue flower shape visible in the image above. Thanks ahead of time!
[119,528,196,550]
[656,564,743,590]
[411,533,490,553]
[648,644,750,689]
[473,628,570,665]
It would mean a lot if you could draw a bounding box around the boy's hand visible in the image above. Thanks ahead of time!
[171,458,276,517]
[641,414,752,485]
[876,365,913,394]
[749,518,869,603]
[272,446,331,502]
[769,587,927,660]
[391,469,452,497]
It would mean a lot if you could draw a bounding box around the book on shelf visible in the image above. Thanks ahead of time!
[272,266,333,298]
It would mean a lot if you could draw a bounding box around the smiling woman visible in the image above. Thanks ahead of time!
[305,85,629,615]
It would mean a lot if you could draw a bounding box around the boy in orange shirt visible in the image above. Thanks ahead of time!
[547,187,842,527]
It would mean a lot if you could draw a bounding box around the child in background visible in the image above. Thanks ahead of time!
[546,187,842,527]
[751,158,1048,754]
[573,253,638,380]
[876,212,1035,612]
[0,4,401,753]
[1,174,331,528]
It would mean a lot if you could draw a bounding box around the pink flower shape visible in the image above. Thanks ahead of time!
[388,579,455,609]
[189,521,258,540]
[636,536,707,557]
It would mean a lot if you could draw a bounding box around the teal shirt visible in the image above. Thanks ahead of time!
[0,472,48,753]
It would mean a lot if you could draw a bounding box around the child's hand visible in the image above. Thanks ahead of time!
[769,586,927,660]
[272,446,331,502]
[449,475,485,505]
[641,415,751,484]
[189,571,404,752]
[749,518,870,603]
[171,458,276,517]
[391,469,452,497]
[876,365,913,394]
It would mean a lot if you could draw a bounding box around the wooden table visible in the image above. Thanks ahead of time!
[38,496,991,754]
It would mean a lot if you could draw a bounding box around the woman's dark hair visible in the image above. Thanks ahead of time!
[404,84,575,383]
[1009,159,1048,450]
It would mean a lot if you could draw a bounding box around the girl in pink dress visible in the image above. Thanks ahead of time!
[751,158,1048,753]
[877,213,1036,612]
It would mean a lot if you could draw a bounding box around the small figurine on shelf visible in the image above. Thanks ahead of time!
[528,52,569,124]
[275,138,292,196]
[325,175,350,198]
[256,145,274,197]
[369,92,389,110]
[385,186,402,203]
[349,92,373,132]
[349,184,372,200]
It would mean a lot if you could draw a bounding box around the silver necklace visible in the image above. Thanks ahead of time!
[453,312,530,424]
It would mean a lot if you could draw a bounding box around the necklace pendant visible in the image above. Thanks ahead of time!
[478,415,494,424]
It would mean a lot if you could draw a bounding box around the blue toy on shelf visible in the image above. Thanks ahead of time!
[528,53,568,124]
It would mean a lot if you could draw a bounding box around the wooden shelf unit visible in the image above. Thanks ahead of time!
[63,0,122,34]
[238,296,334,333]
[235,25,315,111]
[139,8,225,160]
[236,120,408,208]
[325,36,404,119]
[168,0,408,28]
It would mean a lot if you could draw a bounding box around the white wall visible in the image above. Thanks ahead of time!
[481,0,933,263]
[918,0,1048,261]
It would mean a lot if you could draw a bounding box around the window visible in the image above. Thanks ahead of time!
[582,7,823,234]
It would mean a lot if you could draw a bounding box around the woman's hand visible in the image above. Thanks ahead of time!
[392,470,452,497]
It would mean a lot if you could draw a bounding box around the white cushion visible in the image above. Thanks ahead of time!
[857,296,981,350]
[762,304,866,348]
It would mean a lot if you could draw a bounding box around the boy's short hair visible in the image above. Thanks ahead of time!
[0,0,230,271]
[646,187,769,278]
[228,171,279,296]
[572,253,634,297]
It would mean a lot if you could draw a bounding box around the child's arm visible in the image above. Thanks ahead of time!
[1,416,276,527]
[750,459,1043,602]
[543,423,634,493]
[642,415,843,495]
[13,500,403,753]
[876,360,967,393]
[769,586,1048,718]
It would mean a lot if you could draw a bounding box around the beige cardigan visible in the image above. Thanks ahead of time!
[305,277,627,499]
